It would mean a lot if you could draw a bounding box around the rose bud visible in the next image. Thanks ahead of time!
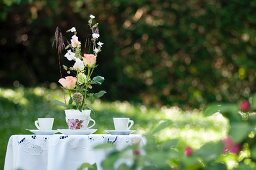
[240,100,250,112]
[222,136,240,154]
[184,146,193,156]
[133,149,141,156]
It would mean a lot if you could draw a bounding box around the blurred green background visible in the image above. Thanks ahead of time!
[1,0,256,169]
[1,0,256,107]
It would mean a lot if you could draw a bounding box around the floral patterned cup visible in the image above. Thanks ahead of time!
[67,118,95,130]
[65,109,95,129]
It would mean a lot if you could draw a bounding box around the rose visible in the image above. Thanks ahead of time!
[240,100,250,112]
[133,149,141,156]
[222,136,240,154]
[77,73,87,85]
[83,54,96,67]
[184,146,193,156]
[58,76,77,89]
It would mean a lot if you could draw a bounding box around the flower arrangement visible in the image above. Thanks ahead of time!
[54,15,106,111]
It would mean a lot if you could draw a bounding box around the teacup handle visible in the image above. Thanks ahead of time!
[35,120,40,129]
[128,120,134,129]
[88,118,96,129]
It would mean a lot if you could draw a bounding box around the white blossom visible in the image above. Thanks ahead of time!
[90,14,95,19]
[64,50,76,61]
[73,58,84,71]
[71,35,81,48]
[93,48,100,54]
[97,41,104,47]
[92,33,100,39]
[67,27,76,32]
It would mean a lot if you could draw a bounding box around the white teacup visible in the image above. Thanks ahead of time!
[113,118,134,130]
[65,110,95,129]
[35,118,54,130]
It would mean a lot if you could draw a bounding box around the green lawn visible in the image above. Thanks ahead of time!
[0,87,227,169]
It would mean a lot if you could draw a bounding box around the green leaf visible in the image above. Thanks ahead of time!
[204,104,240,121]
[204,104,221,116]
[251,94,256,110]
[251,145,256,159]
[94,143,112,149]
[194,142,223,162]
[52,100,66,107]
[205,163,227,170]
[160,139,179,150]
[183,157,203,170]
[151,120,172,134]
[204,104,238,116]
[116,164,131,170]
[94,90,106,98]
[77,163,97,170]
[234,163,254,170]
[91,76,104,85]
[229,122,250,143]
[101,150,121,169]
[68,97,73,105]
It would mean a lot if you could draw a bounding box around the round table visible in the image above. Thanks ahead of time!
[4,134,143,170]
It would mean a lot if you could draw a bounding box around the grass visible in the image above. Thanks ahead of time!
[0,87,228,169]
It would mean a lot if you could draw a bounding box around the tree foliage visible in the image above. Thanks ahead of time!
[1,0,256,107]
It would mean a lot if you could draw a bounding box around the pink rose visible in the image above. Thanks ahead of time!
[240,100,250,112]
[58,76,77,89]
[83,54,96,67]
[184,146,193,156]
[222,136,240,154]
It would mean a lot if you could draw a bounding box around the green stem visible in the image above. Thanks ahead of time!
[68,90,72,108]
[90,67,94,77]
[87,67,91,78]
[80,87,87,110]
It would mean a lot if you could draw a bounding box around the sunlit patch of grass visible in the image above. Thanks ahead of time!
[0,87,228,168]
[0,88,28,106]
[156,107,228,148]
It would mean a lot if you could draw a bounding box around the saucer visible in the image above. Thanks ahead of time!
[105,130,135,135]
[26,129,58,135]
[57,129,97,135]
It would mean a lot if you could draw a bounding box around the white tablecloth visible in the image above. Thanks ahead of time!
[4,134,143,170]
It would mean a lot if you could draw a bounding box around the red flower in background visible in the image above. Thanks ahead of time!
[240,100,250,112]
[133,149,141,156]
[222,136,240,154]
[184,146,193,156]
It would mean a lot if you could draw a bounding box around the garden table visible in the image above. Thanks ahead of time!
[4,134,143,170]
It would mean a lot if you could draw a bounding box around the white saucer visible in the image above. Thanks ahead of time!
[105,130,135,135]
[57,129,97,135]
[26,129,58,135]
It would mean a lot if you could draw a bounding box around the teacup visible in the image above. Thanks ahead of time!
[113,118,134,130]
[65,110,95,129]
[35,118,54,130]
